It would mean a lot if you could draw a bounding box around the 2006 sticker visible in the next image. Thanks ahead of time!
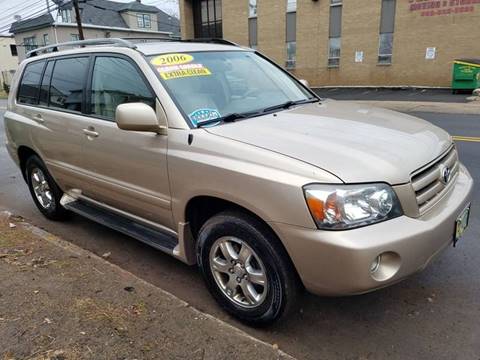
[151,53,194,66]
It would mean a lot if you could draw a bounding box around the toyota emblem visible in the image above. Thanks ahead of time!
[442,166,451,184]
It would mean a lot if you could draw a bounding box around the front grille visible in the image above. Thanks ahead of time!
[411,146,459,214]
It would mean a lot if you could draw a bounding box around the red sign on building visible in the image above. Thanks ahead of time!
[408,0,479,16]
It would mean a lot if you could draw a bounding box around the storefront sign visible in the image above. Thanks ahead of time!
[408,0,480,17]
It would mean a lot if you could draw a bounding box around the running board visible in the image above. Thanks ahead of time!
[62,199,178,254]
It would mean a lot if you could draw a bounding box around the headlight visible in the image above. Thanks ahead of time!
[303,183,403,230]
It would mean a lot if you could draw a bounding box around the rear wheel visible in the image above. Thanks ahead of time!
[197,211,300,326]
[25,155,69,221]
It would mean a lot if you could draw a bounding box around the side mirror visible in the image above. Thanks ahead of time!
[299,79,310,88]
[116,102,165,134]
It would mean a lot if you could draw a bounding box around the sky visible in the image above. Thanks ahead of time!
[0,0,180,34]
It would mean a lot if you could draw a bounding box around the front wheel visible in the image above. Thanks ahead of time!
[197,211,300,326]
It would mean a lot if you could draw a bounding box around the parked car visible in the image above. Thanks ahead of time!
[4,38,473,325]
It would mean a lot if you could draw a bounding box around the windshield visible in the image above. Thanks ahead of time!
[148,51,314,127]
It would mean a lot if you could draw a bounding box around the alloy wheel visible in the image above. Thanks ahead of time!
[209,236,268,308]
[30,168,54,209]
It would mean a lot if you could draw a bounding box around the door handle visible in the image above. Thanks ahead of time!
[33,114,44,123]
[83,128,99,138]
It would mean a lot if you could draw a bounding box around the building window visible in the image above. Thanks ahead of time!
[248,18,257,48]
[328,0,342,67]
[287,0,296,12]
[248,0,257,48]
[71,34,79,42]
[137,13,151,28]
[23,36,38,53]
[378,0,396,64]
[286,8,296,69]
[193,0,222,38]
[249,0,257,18]
[10,44,17,56]
[286,42,296,69]
[328,38,341,67]
[60,9,72,23]
[378,33,393,64]
[43,34,49,46]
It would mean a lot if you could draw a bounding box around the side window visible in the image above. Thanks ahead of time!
[39,61,54,106]
[17,61,45,105]
[90,56,155,121]
[49,57,89,112]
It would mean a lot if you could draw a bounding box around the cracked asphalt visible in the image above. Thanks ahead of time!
[0,100,479,360]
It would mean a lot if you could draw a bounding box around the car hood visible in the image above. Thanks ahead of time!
[206,100,453,184]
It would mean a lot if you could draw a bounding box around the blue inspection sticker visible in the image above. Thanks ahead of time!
[189,108,221,126]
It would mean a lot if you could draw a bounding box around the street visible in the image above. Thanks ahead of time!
[1,101,479,359]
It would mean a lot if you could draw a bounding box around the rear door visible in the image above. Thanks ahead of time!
[80,54,173,229]
[15,56,91,191]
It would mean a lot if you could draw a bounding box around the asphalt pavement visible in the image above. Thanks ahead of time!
[0,101,479,360]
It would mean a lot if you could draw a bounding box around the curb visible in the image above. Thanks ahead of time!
[11,215,296,360]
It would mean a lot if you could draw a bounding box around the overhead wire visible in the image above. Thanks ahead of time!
[0,0,46,23]
[0,1,179,36]
[0,4,60,34]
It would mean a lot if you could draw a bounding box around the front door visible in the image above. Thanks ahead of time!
[80,55,173,230]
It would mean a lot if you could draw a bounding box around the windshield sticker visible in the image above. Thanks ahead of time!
[150,53,194,66]
[157,64,212,80]
[189,108,221,126]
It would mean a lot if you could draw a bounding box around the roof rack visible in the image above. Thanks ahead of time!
[181,38,239,47]
[26,38,137,58]
[119,37,239,47]
[26,37,240,58]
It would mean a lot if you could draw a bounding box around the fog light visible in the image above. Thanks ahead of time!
[370,256,381,273]
[369,252,401,282]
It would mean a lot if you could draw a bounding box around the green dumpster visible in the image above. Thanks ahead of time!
[452,59,480,93]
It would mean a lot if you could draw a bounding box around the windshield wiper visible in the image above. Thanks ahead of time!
[262,97,319,114]
[196,112,257,128]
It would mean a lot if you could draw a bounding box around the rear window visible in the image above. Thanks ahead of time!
[39,61,54,106]
[49,57,89,112]
[17,61,45,105]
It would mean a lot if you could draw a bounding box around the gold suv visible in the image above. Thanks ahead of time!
[4,38,473,325]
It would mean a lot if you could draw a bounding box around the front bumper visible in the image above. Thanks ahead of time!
[271,164,474,296]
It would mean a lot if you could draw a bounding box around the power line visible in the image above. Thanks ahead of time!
[0,1,180,35]
[0,2,48,29]
[0,4,60,34]
[0,0,46,23]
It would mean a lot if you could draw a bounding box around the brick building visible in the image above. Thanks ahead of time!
[179,0,480,88]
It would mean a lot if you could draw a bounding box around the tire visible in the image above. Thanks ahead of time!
[196,210,300,326]
[25,155,69,221]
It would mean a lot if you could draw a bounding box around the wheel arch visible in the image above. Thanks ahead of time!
[183,195,302,285]
[17,146,40,182]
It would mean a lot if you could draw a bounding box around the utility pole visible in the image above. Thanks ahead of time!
[72,0,85,40]
[46,0,50,13]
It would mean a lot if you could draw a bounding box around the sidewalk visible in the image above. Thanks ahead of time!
[312,88,480,114]
[0,213,293,360]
